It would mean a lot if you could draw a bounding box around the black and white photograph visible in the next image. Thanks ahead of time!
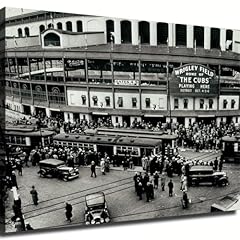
[0,0,240,238]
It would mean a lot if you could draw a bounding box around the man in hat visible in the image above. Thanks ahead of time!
[65,201,73,222]
[90,160,97,178]
[168,179,174,197]
[30,186,38,205]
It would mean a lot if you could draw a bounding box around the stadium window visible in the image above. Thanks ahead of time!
[118,97,123,107]
[145,98,151,108]
[139,21,150,44]
[106,20,114,43]
[105,96,111,106]
[223,99,228,109]
[210,28,220,49]
[24,27,30,37]
[18,28,23,37]
[200,99,204,109]
[39,25,45,33]
[157,22,168,45]
[231,99,236,109]
[66,21,73,31]
[77,21,83,32]
[48,23,54,29]
[81,95,86,105]
[209,99,213,109]
[57,22,63,30]
[92,96,98,106]
[132,97,137,108]
[183,99,188,109]
[174,98,179,109]
[194,26,204,48]
[176,24,187,46]
[226,29,233,51]
[120,20,132,43]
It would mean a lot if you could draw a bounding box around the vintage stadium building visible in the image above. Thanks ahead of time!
[2,9,240,128]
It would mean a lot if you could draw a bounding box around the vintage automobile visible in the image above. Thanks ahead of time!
[85,192,110,225]
[188,165,229,187]
[38,158,79,181]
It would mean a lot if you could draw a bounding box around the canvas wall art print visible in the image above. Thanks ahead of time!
[0,6,240,234]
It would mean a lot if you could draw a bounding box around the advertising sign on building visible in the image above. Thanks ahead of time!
[170,64,219,96]
[114,79,139,86]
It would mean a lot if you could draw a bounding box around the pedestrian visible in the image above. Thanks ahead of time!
[153,171,159,189]
[160,173,166,191]
[16,161,23,176]
[214,157,218,171]
[100,158,106,175]
[90,160,97,177]
[219,158,223,172]
[136,181,143,200]
[168,179,174,197]
[65,202,73,222]
[30,186,38,205]
[11,171,18,189]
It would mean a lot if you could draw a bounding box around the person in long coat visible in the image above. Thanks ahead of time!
[90,160,97,177]
[100,158,106,175]
[30,186,38,205]
[168,179,174,197]
[65,202,73,222]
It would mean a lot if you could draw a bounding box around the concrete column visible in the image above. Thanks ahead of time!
[132,20,139,45]
[80,113,91,121]
[168,23,175,47]
[114,19,121,44]
[130,116,141,125]
[150,21,157,46]
[216,117,221,127]
[187,25,194,48]
[204,27,211,50]
[220,28,226,51]
[232,29,240,53]
[72,21,77,32]
[111,115,122,127]
[45,108,51,117]
[30,105,36,116]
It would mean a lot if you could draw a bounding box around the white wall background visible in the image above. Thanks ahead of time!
[1,1,240,240]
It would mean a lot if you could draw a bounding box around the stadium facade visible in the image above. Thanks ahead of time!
[2,8,240,128]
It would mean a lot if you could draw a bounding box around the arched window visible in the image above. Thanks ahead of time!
[120,20,132,43]
[211,28,220,49]
[176,24,187,46]
[39,25,45,34]
[106,20,114,43]
[226,29,233,51]
[66,21,72,31]
[194,26,204,48]
[76,21,83,32]
[157,22,168,45]
[18,28,23,37]
[48,23,54,29]
[138,21,150,44]
[24,27,30,37]
[44,33,61,47]
[57,22,62,30]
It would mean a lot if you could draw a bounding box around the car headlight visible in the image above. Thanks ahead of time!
[86,221,90,225]
[100,218,104,223]
[105,217,110,223]
[91,219,95,224]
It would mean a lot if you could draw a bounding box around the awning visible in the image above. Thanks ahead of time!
[197,115,216,118]
[144,114,164,118]
[92,112,109,116]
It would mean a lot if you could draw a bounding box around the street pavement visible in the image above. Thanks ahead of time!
[5,150,240,232]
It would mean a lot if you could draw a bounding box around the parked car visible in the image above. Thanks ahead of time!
[188,165,229,187]
[85,192,110,225]
[38,158,79,181]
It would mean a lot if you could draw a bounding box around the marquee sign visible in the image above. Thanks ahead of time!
[114,79,139,86]
[170,64,219,96]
